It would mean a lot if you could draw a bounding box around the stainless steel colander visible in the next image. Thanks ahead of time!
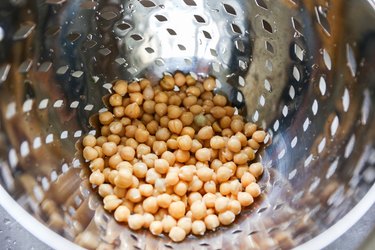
[1,0,375,249]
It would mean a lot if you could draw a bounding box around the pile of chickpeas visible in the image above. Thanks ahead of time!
[82,72,266,242]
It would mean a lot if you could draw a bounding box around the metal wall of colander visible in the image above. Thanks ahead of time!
[0,0,375,249]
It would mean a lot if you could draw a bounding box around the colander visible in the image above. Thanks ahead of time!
[1,0,375,249]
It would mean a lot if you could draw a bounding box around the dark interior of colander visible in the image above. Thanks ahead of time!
[0,0,375,249]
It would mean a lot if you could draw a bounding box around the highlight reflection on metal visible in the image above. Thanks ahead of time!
[0,0,375,249]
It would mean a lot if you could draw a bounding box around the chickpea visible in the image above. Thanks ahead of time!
[219,182,231,195]
[197,126,214,140]
[114,205,131,222]
[113,80,128,96]
[195,148,211,162]
[154,159,169,174]
[228,200,242,215]
[181,127,195,139]
[162,215,177,233]
[114,169,132,188]
[218,211,235,226]
[139,184,153,197]
[167,105,183,119]
[241,172,256,187]
[135,128,149,143]
[98,184,114,197]
[175,149,190,163]
[228,137,242,153]
[142,85,154,100]
[142,212,155,229]
[124,103,141,119]
[174,181,188,196]
[204,214,219,230]
[150,221,163,235]
[189,176,203,192]
[190,139,203,153]
[89,158,105,172]
[128,81,141,93]
[204,181,217,194]
[103,195,122,211]
[165,172,179,186]
[216,167,233,183]
[237,192,254,206]
[125,188,142,203]
[246,182,261,197]
[203,77,216,91]
[215,197,229,213]
[167,138,178,150]
[180,112,194,126]
[169,226,186,242]
[157,193,172,208]
[128,214,145,230]
[83,135,96,147]
[160,75,175,90]
[210,106,226,119]
[233,153,249,165]
[197,167,213,182]
[155,128,171,141]
[177,217,192,234]
[248,138,260,150]
[143,196,159,214]
[167,119,183,134]
[249,162,264,178]
[145,168,161,185]
[191,220,206,236]
[252,130,266,143]
[168,201,186,219]
[209,136,225,150]
[89,170,105,185]
[213,94,227,107]
[176,135,192,151]
[99,111,114,125]
[190,200,207,220]
[119,146,135,161]
[83,146,98,161]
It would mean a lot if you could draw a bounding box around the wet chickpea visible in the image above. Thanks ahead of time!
[174,72,186,86]
[204,181,217,194]
[152,141,167,156]
[98,184,114,197]
[83,146,99,161]
[186,86,201,97]
[160,75,175,90]
[195,148,211,162]
[155,103,168,117]
[99,111,114,125]
[190,200,207,220]
[237,192,254,206]
[192,220,206,236]
[154,159,169,174]
[128,82,141,93]
[139,184,153,197]
[165,172,179,186]
[230,119,244,133]
[167,105,183,119]
[252,130,266,143]
[103,195,123,212]
[203,77,216,91]
[246,182,261,197]
[83,135,96,147]
[119,146,135,161]
[177,217,192,234]
[233,153,249,165]
[143,196,159,214]
[113,80,128,96]
[168,119,183,134]
[175,149,190,163]
[174,181,188,196]
[248,138,260,150]
[181,127,195,138]
[218,211,235,226]
[159,116,170,128]
[210,136,225,150]
[145,168,161,185]
[162,215,177,233]
[150,221,163,235]
[143,100,155,114]
[143,212,155,228]
[114,205,131,222]
[241,172,256,187]
[228,136,242,153]
[168,95,182,106]
[143,86,154,100]
[177,135,193,151]
[128,214,145,230]
[169,226,186,242]
[180,112,194,126]
[89,170,105,185]
[168,201,186,219]
[124,102,141,119]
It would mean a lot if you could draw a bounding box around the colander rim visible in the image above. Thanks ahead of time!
[0,183,374,249]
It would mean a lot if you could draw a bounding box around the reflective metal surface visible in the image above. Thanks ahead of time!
[0,0,375,249]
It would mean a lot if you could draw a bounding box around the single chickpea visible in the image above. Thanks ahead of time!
[183,95,198,109]
[134,204,144,215]
[150,221,163,235]
[135,128,149,143]
[128,81,141,93]
[131,175,140,188]
[174,72,186,86]
[109,93,122,107]
[175,149,190,163]
[125,138,139,149]
[210,106,226,119]
[220,116,232,129]
[157,193,172,208]
[169,226,186,242]
[203,77,216,91]
[154,159,169,174]
[125,125,137,138]
[177,135,193,151]
[195,148,211,162]
[168,95,182,106]
[143,100,156,114]
[113,106,125,118]
[160,75,175,90]
[130,92,143,105]
[173,181,188,196]
[204,214,219,230]
[245,182,261,198]
[96,136,107,147]
[249,162,264,178]
[128,214,145,230]
[188,176,203,192]
[139,184,153,197]
[142,153,157,168]
[178,165,194,182]
[143,196,159,214]
[113,168,132,188]
[103,195,122,211]
[167,105,183,119]
[241,172,256,187]
[114,205,131,222]
[136,144,151,158]
[126,188,142,203]
[190,139,202,153]
[143,86,154,100]
[243,147,255,161]
[113,80,128,96]
[98,184,114,197]
[152,141,167,156]
[155,127,171,141]
[124,102,141,119]
[204,181,217,194]
[89,158,105,172]
[197,167,213,182]
[191,220,206,236]
[230,119,244,133]
[219,182,231,195]
[222,128,234,138]
[216,167,233,183]
[237,192,254,206]
[252,130,266,143]
[167,138,179,150]
[177,217,192,234]
[202,193,216,208]
[233,153,249,165]
[119,146,135,161]
[83,146,99,161]
[155,103,168,117]
[168,119,183,134]
[165,172,179,186]
[89,170,105,185]
[228,200,242,215]
[162,215,177,233]
[236,166,248,179]
[197,126,214,140]
[215,196,229,213]
[180,112,194,126]
[99,111,114,125]
[228,136,242,153]
[181,127,196,139]
[209,136,225,150]
[187,192,202,206]
[168,201,186,220]
[190,200,207,220]
[218,211,235,226]
[83,135,96,147]
[101,142,117,157]
[213,94,227,107]
[155,178,166,193]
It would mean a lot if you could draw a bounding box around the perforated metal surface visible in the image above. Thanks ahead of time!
[0,0,375,249]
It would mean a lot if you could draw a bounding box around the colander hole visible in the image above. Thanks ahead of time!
[60,131,68,139]
[290,136,297,148]
[304,154,313,167]
[282,105,288,117]
[292,66,300,81]
[70,101,79,108]
[261,19,273,33]
[344,135,356,158]
[140,0,156,8]
[33,137,42,149]
[265,60,273,71]
[346,44,357,76]
[312,100,318,115]
[322,49,332,70]
[130,34,143,41]
[155,14,167,22]
[273,120,279,132]
[116,23,131,31]
[293,43,304,61]
[53,100,64,108]
[288,169,297,180]
[74,130,82,138]
[231,23,242,34]
[291,17,303,35]
[23,99,33,113]
[202,30,212,39]
[303,117,310,131]
[308,177,320,192]
[166,28,177,36]
[330,116,339,136]
[264,79,272,92]
[342,88,350,112]
[235,40,245,52]
[183,0,197,6]
[71,71,84,78]
[265,41,274,54]
[288,86,295,100]
[46,134,54,144]
[194,15,206,23]
[326,158,339,179]
[317,138,326,153]
[99,11,117,21]
[62,163,69,173]
[84,104,94,111]
[315,6,331,36]
[319,76,326,95]
[223,4,236,15]
[361,89,370,125]
[98,48,112,56]
[178,44,186,50]
[19,59,33,73]
[277,149,286,160]
[56,65,69,75]
[255,0,268,10]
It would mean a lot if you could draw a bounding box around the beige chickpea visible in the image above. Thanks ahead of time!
[89,170,105,185]
[83,146,99,161]
[160,75,175,90]
[249,162,264,178]
[133,204,144,214]
[130,92,144,105]
[101,142,117,157]
[150,221,163,235]
[157,193,172,208]
[160,151,175,166]
[128,81,141,93]
[143,196,159,214]
[180,112,194,126]
[152,141,167,156]
[219,182,231,195]
[103,195,122,211]
[173,181,188,196]
[197,126,214,140]
[215,196,229,213]
[213,94,227,107]
[99,111,114,125]
[167,105,183,119]
[241,172,256,187]
[89,158,105,172]
[229,179,242,195]
[165,171,179,186]
[178,165,195,182]
[162,215,177,233]
[154,159,169,174]
[124,102,141,119]
[135,128,149,143]
[192,220,206,236]
[248,138,260,150]
[190,200,207,220]
[237,192,254,206]
[114,205,131,222]
[177,135,193,151]
[113,80,128,96]
[155,103,168,117]
[128,214,145,230]
[175,149,190,163]
[145,168,161,185]
[204,181,217,194]
[197,167,213,182]
[83,135,96,147]
[177,217,192,234]
[204,214,220,230]
[210,106,226,119]
[203,77,216,91]
[216,167,233,183]
[195,148,211,162]
[143,85,154,100]
[136,144,151,158]
[119,146,135,161]
[210,136,225,150]
[168,119,183,134]
[228,136,242,153]
[252,130,266,143]
[109,93,123,107]
[246,182,261,197]
[155,128,171,141]
[167,138,178,150]
[168,201,186,219]
[230,119,244,133]
[139,184,153,197]
[174,72,186,86]
[228,200,242,215]
[218,211,235,226]
[98,184,114,197]
[169,226,186,242]
[143,212,155,229]
[233,153,249,165]
[202,193,216,208]
[114,169,133,188]
[126,188,142,203]
[188,176,203,192]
